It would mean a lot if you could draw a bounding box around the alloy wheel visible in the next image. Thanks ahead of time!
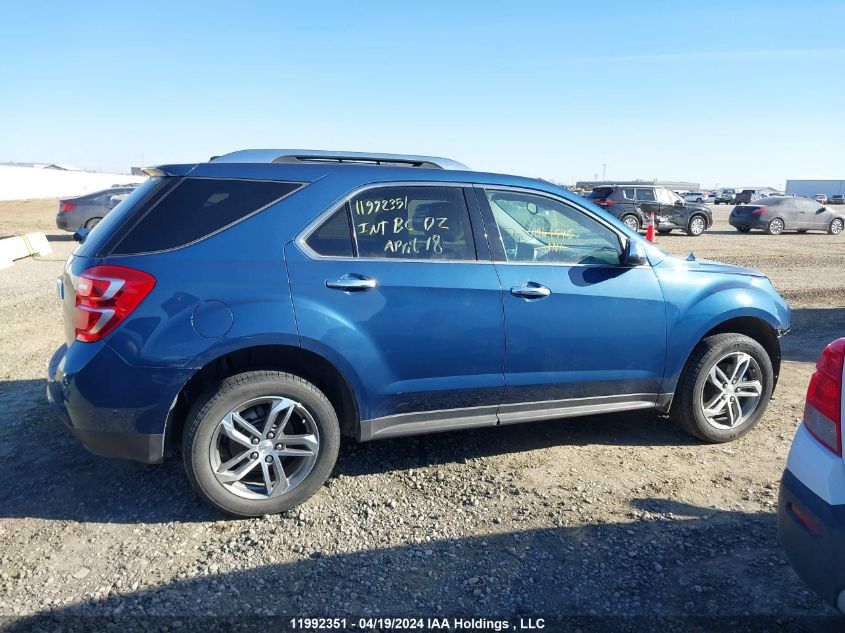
[831,219,843,235]
[209,396,320,500]
[688,216,706,235]
[623,216,640,231]
[768,218,784,235]
[700,352,763,430]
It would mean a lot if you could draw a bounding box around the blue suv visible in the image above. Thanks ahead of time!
[47,149,791,516]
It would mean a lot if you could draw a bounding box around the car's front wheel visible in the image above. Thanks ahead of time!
[183,371,340,517]
[829,218,844,235]
[686,215,707,236]
[670,333,773,443]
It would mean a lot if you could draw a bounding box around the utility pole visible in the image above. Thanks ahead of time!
[602,163,606,180]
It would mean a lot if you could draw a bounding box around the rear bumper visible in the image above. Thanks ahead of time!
[55,213,76,231]
[728,214,766,229]
[47,342,191,464]
[778,468,845,612]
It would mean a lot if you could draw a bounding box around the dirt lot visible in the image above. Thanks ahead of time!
[1,199,844,630]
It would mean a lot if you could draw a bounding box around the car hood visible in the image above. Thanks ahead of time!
[654,254,766,278]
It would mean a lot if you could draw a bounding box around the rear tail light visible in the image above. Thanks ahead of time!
[74,265,155,343]
[59,201,76,213]
[803,339,845,455]
[751,206,767,216]
[594,200,615,206]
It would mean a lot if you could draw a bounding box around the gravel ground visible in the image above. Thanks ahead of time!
[1,200,844,631]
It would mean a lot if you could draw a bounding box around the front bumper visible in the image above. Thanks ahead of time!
[779,468,845,612]
[47,342,191,463]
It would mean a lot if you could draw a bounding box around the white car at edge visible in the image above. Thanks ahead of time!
[779,338,845,612]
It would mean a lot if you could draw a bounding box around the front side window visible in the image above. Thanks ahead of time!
[350,186,475,260]
[484,190,623,266]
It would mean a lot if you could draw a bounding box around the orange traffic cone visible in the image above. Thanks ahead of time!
[646,211,656,242]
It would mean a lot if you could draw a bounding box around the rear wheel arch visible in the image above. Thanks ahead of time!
[164,344,360,457]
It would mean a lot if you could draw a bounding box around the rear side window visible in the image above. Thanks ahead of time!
[351,186,475,260]
[634,189,656,202]
[305,208,354,257]
[111,178,301,254]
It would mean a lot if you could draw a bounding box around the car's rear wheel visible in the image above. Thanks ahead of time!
[766,218,785,235]
[85,217,102,229]
[183,371,340,517]
[621,215,641,231]
[829,218,844,235]
[686,215,707,236]
[670,333,773,443]
[735,226,751,233]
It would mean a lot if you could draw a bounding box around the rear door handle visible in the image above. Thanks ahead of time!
[510,283,551,299]
[326,275,377,291]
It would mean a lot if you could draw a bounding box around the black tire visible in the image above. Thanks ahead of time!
[621,214,641,231]
[765,217,784,235]
[735,226,751,233]
[183,371,340,517]
[686,214,707,236]
[670,333,773,443]
[84,217,102,229]
[829,218,844,235]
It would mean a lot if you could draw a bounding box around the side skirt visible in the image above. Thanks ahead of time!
[359,393,671,442]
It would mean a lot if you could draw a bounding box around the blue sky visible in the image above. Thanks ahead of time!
[1,0,843,188]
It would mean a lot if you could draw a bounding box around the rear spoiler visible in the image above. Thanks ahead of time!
[140,164,197,177]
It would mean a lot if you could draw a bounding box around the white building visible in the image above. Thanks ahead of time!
[786,180,845,198]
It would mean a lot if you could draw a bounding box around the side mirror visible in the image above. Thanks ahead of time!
[622,239,648,266]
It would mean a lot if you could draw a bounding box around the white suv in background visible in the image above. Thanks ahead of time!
[779,338,845,612]
[682,191,708,203]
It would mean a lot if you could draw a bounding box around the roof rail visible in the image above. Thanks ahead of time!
[210,149,470,170]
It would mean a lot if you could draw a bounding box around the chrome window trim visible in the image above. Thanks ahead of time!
[295,180,651,269]
[296,181,480,264]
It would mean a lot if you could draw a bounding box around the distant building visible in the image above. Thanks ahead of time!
[786,179,845,198]
[0,161,81,171]
[576,179,700,192]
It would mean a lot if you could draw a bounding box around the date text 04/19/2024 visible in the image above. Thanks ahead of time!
[288,617,546,630]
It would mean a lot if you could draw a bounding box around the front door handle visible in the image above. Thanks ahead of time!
[326,275,377,291]
[510,283,551,299]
